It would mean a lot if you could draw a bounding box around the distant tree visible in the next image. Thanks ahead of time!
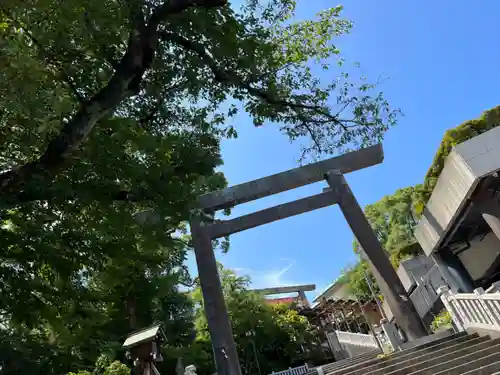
[345,186,422,298]
[356,186,423,267]
[337,261,376,300]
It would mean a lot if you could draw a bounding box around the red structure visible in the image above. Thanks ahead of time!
[264,296,297,306]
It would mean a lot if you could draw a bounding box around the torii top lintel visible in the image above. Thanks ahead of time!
[198,144,384,212]
[251,284,316,295]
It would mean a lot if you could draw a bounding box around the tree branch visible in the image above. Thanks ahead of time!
[162,32,349,130]
[0,0,226,202]
[172,237,193,248]
[300,121,323,152]
[147,0,227,32]
[138,78,188,128]
[179,276,198,288]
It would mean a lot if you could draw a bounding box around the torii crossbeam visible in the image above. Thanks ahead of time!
[190,144,426,375]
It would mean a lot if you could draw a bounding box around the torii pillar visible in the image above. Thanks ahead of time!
[190,145,426,375]
[324,170,427,340]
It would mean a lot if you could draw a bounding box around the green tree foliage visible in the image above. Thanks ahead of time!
[337,261,375,300]
[0,0,399,203]
[188,267,316,375]
[353,186,422,261]
[0,0,399,372]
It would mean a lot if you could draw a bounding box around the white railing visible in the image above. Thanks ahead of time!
[438,284,500,332]
[334,330,379,348]
[269,364,309,375]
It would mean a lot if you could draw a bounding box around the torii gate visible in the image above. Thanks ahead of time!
[190,144,426,375]
[252,284,316,307]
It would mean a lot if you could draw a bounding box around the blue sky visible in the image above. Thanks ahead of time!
[188,1,500,300]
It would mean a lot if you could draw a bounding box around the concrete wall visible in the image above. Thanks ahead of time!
[458,232,500,281]
[414,149,477,255]
[409,265,448,319]
[342,343,377,358]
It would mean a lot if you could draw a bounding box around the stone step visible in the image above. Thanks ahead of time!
[308,349,381,375]
[322,330,467,375]
[436,353,500,375]
[398,328,455,351]
[378,336,496,375]
[320,350,380,373]
[338,333,480,375]
[335,337,489,375]
[325,332,470,375]
[391,332,468,358]
[398,339,500,375]
[321,350,381,374]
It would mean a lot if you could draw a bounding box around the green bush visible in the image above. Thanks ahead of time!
[68,355,130,375]
[431,310,452,332]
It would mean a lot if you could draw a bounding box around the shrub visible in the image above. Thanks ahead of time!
[431,310,452,332]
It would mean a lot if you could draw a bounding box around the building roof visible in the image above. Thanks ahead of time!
[122,323,165,349]
[265,296,297,305]
[313,278,352,303]
[415,126,500,255]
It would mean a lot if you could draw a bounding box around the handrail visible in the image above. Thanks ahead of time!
[269,364,309,375]
[485,281,500,293]
[438,285,500,332]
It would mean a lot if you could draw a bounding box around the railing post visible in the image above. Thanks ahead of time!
[380,318,402,351]
[326,331,347,361]
[486,281,500,293]
[437,285,465,332]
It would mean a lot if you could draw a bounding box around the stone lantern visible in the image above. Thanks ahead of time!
[123,323,167,375]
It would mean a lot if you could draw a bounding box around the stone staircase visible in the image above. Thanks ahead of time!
[311,331,500,375]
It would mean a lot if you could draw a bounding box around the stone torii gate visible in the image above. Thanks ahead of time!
[190,144,426,375]
[252,284,316,307]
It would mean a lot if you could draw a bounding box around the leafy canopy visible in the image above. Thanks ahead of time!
[0,0,399,204]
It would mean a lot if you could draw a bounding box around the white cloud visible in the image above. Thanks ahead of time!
[233,260,298,290]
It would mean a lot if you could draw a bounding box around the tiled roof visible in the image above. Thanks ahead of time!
[265,297,296,305]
